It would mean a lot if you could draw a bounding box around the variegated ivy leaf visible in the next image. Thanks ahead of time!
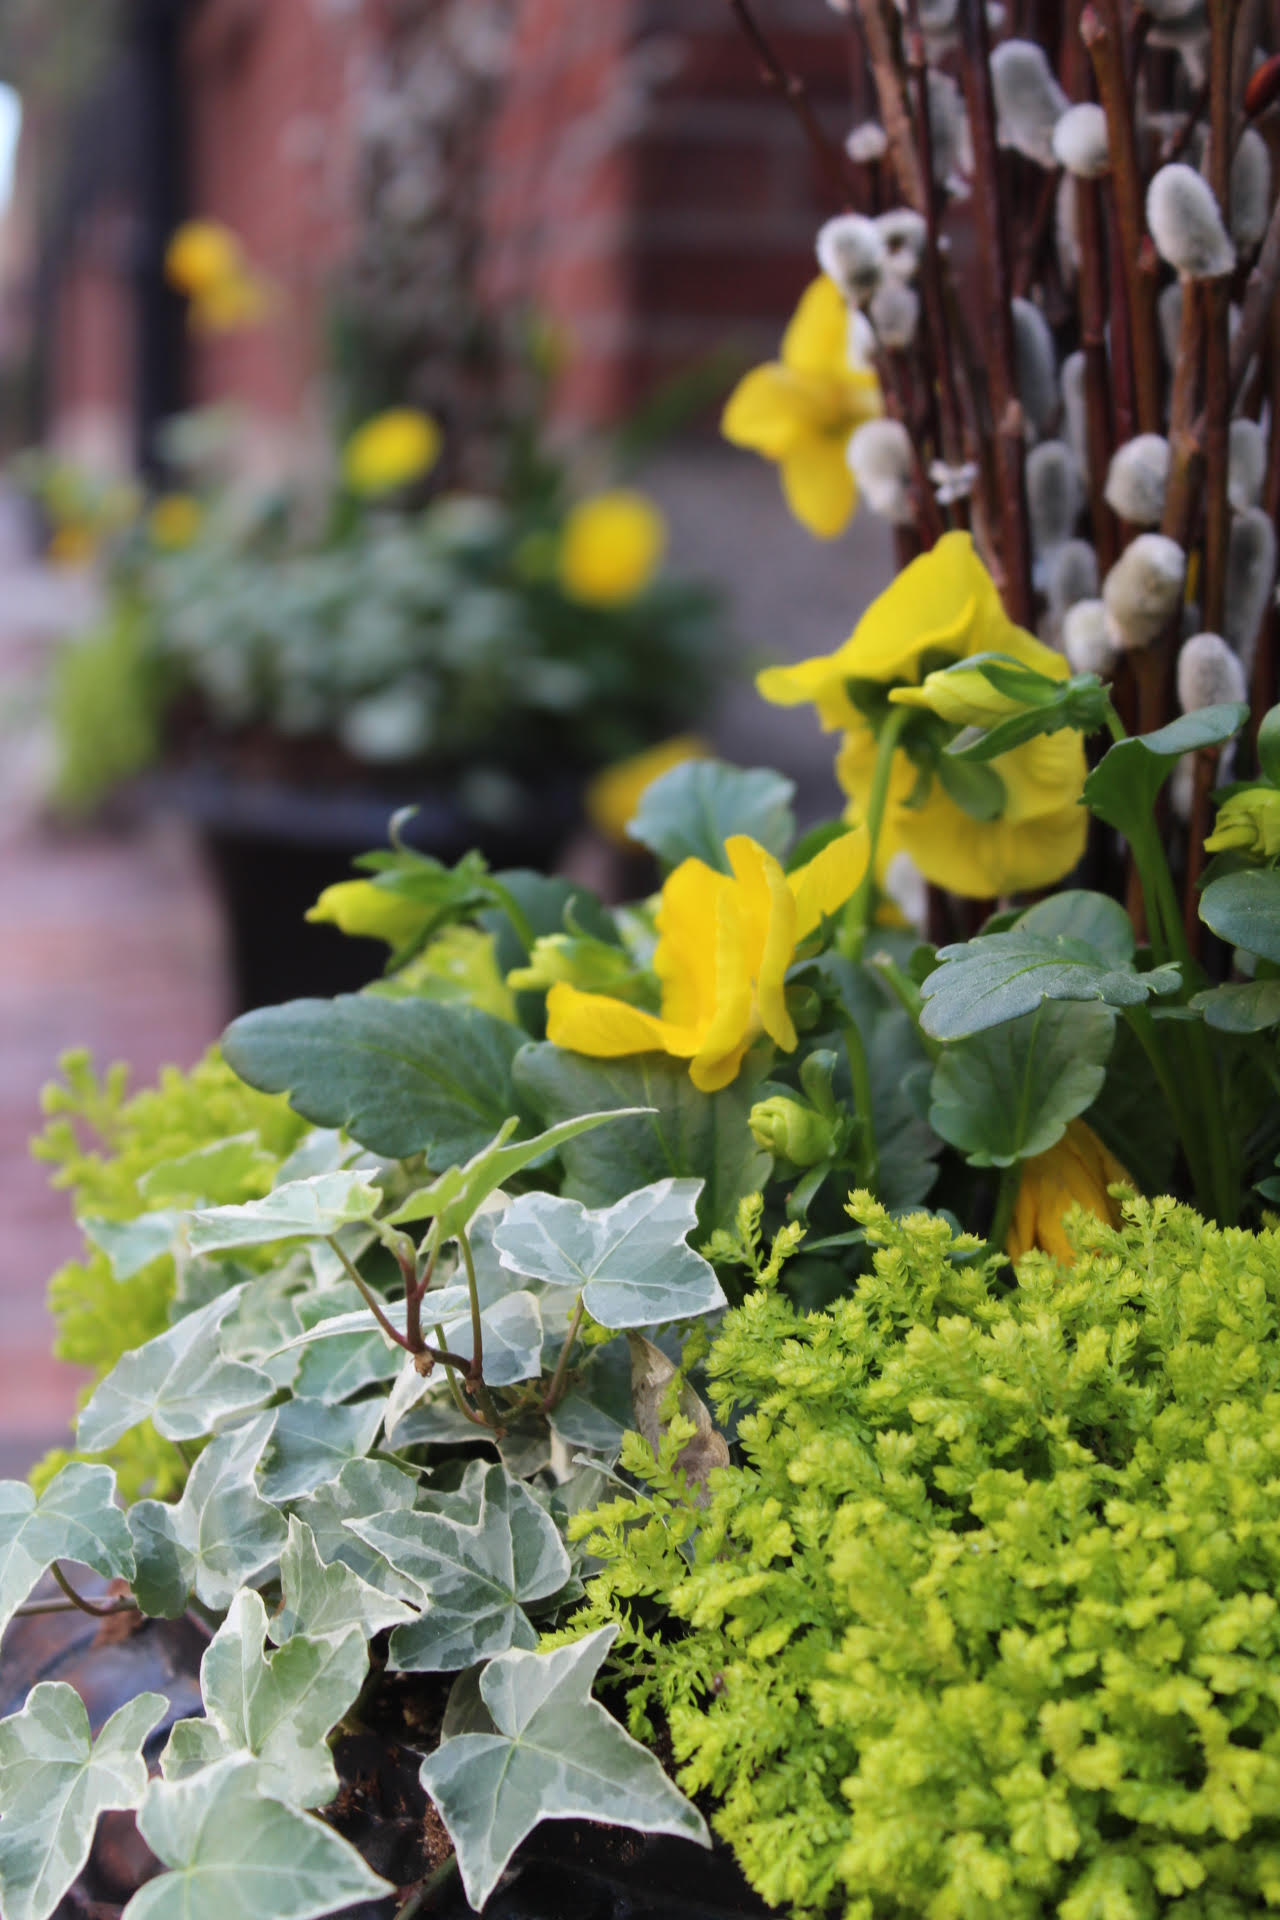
[0,1683,167,1920]
[185,1171,384,1256]
[81,1210,184,1281]
[127,1756,391,1920]
[292,1320,400,1403]
[128,1413,286,1615]
[138,1134,278,1206]
[287,1459,420,1602]
[270,1517,415,1645]
[493,1177,725,1329]
[162,1588,366,1810]
[420,1626,709,1911]
[77,1287,276,1453]
[348,1460,571,1671]
[547,1337,633,1456]
[0,1465,135,1645]
[258,1398,386,1504]
[387,1108,650,1236]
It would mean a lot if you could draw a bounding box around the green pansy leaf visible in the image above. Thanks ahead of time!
[929,1001,1115,1166]
[0,1466,135,1645]
[420,1626,708,1912]
[1199,868,1280,964]
[920,921,1178,1042]
[388,1108,651,1234]
[128,1757,390,1920]
[348,1461,570,1672]
[287,1460,421,1603]
[139,1134,277,1206]
[1189,979,1280,1031]
[1014,890,1137,964]
[1084,704,1248,839]
[222,995,526,1163]
[128,1413,286,1615]
[161,1588,366,1810]
[258,1398,386,1504]
[77,1288,276,1453]
[270,1518,416,1645]
[0,1684,167,1920]
[186,1171,383,1255]
[81,1211,183,1281]
[1257,704,1280,785]
[514,1045,771,1235]
[628,760,795,873]
[493,1178,726,1329]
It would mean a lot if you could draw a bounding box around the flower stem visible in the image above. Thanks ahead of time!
[844,706,910,958]
[49,1561,140,1619]
[988,1163,1022,1254]
[840,1018,878,1187]
[542,1293,586,1415]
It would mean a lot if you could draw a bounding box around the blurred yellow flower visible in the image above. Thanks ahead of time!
[1204,786,1280,859]
[1006,1119,1132,1265]
[546,827,869,1092]
[585,735,710,846]
[722,275,882,539]
[165,220,242,297]
[148,494,202,552]
[307,879,431,948]
[342,409,442,497]
[759,532,1088,898]
[47,525,97,570]
[558,491,667,606]
[189,272,270,334]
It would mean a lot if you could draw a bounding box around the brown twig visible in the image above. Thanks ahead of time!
[1013,165,1065,300]
[957,0,1032,621]
[727,0,856,209]
[1075,177,1119,571]
[1201,0,1236,631]
[1161,80,1211,165]
[849,0,928,212]
[1229,190,1280,400]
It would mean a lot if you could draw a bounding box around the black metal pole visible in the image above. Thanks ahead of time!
[131,0,187,480]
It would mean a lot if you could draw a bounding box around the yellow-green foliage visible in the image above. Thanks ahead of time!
[51,594,163,814]
[31,1048,304,1497]
[568,1196,1280,1920]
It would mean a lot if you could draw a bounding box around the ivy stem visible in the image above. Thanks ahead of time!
[457,1227,485,1386]
[844,706,910,958]
[839,1019,878,1187]
[434,1326,491,1428]
[542,1293,586,1415]
[48,1562,140,1619]
[326,1235,411,1352]
[394,1855,461,1920]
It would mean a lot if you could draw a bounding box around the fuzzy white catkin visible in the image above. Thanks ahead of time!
[816,214,886,306]
[1060,352,1088,468]
[1104,435,1171,526]
[1147,7,1209,85]
[869,279,920,350]
[846,121,889,163]
[876,209,928,280]
[927,68,972,191]
[1157,282,1184,368]
[892,0,959,32]
[1047,539,1100,619]
[1177,631,1248,712]
[1056,176,1080,286]
[990,40,1068,167]
[1229,128,1272,252]
[1228,417,1267,513]
[1147,164,1236,278]
[1011,297,1059,438]
[1062,598,1117,675]
[1051,102,1110,177]
[1225,506,1278,670]
[848,419,916,524]
[1103,534,1187,649]
[1026,441,1083,556]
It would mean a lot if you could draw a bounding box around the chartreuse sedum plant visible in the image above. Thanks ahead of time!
[563,1194,1280,1920]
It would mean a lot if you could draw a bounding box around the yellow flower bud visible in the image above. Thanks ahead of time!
[748,1096,837,1167]
[1204,786,1280,859]
[1006,1119,1133,1265]
[306,880,431,948]
[558,491,667,607]
[507,934,641,999]
[342,409,442,497]
[148,494,202,552]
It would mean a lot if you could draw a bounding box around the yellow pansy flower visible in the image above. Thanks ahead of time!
[1204,786,1280,859]
[722,275,882,539]
[558,491,667,606]
[343,409,442,497]
[546,827,870,1092]
[585,735,710,846]
[1006,1119,1133,1265]
[148,494,202,551]
[165,220,243,297]
[190,270,271,334]
[759,532,1088,898]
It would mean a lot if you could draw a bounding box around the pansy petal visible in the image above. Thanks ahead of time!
[689,888,760,1089]
[722,365,814,459]
[995,728,1088,826]
[725,836,798,1052]
[757,641,865,731]
[545,983,695,1060]
[654,858,726,1035]
[789,826,871,939]
[780,435,858,540]
[781,275,852,378]
[841,529,995,681]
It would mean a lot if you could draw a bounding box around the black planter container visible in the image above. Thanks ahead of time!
[144,765,584,1013]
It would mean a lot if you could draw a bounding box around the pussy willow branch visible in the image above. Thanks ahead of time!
[1075,177,1119,571]
[1229,189,1280,399]
[848,0,928,211]
[1202,0,1237,632]
[1251,298,1280,742]
[726,0,856,208]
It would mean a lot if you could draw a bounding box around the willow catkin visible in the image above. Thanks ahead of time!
[1104,436,1171,527]
[1146,164,1236,278]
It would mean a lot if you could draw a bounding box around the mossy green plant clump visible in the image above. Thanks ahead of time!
[565,1196,1280,1920]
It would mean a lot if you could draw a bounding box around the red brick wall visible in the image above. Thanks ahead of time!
[48,204,137,470]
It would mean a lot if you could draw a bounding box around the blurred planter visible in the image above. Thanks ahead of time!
[141,757,583,1013]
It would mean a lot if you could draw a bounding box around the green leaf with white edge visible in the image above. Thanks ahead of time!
[1190,978,1280,1031]
[0,1465,135,1645]
[128,1413,286,1616]
[293,1323,400,1403]
[221,994,527,1163]
[929,1001,1115,1166]
[382,1283,545,1444]
[0,1684,167,1920]
[920,912,1178,1041]
[139,1134,277,1206]
[348,1461,571,1671]
[126,1756,391,1920]
[420,1625,708,1911]
[493,1178,726,1329]
[388,1108,652,1234]
[258,1398,386,1504]
[81,1211,183,1281]
[161,1589,366,1810]
[77,1287,276,1453]
[270,1517,416,1645]
[628,760,795,873]
[1084,703,1248,838]
[186,1171,383,1255]
[514,1044,771,1236]
[1199,867,1280,964]
[287,1460,421,1603]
